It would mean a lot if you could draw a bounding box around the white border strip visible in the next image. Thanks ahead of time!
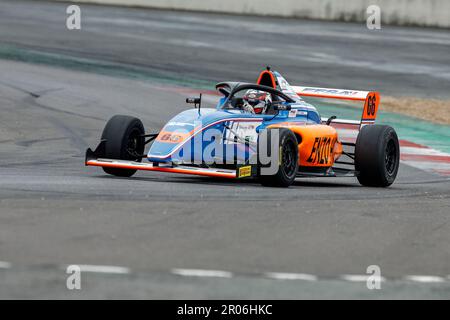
[76,264,130,274]
[171,268,233,278]
[264,272,317,281]
[3,261,450,284]
[341,274,386,282]
[403,275,446,283]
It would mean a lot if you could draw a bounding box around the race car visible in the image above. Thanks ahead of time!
[85,67,400,187]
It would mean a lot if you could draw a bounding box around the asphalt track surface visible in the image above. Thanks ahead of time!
[0,0,450,299]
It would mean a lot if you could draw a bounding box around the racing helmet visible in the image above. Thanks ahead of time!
[242,90,272,114]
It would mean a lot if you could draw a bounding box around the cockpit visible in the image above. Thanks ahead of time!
[216,82,295,115]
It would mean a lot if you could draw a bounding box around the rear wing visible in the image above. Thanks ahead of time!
[292,86,380,128]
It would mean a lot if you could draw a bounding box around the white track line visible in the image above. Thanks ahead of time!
[171,268,233,278]
[403,275,446,283]
[340,274,386,282]
[6,261,450,284]
[264,272,317,281]
[70,264,130,274]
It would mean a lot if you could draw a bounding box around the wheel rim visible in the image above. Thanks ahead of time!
[126,129,143,160]
[385,139,397,175]
[282,140,297,178]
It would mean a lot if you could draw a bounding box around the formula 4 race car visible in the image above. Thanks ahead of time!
[86,67,400,187]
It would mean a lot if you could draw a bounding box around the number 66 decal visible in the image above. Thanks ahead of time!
[362,92,379,122]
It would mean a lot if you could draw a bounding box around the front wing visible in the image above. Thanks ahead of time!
[85,142,258,179]
[86,158,239,179]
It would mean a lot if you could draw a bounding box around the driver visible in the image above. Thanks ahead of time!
[242,89,272,114]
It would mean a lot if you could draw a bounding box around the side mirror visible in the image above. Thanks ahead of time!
[186,97,201,104]
[186,93,202,109]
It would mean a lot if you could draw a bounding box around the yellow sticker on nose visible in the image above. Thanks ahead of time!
[238,166,252,178]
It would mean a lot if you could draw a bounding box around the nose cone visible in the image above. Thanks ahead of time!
[147,108,218,162]
[147,107,260,163]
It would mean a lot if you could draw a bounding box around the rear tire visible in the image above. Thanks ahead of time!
[258,128,298,187]
[355,125,399,187]
[101,115,145,177]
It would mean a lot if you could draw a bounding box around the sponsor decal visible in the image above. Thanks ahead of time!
[303,88,359,96]
[288,109,298,118]
[166,121,195,127]
[307,137,335,165]
[157,132,187,143]
[238,165,252,178]
[224,121,260,144]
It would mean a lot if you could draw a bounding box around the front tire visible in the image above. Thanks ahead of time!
[101,115,145,177]
[258,128,298,187]
[355,125,400,187]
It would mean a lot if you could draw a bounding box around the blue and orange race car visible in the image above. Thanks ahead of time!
[86,68,399,187]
